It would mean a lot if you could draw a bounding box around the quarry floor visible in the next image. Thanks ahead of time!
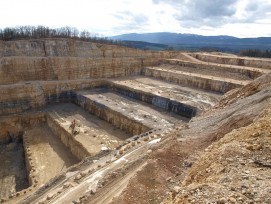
[24,125,79,185]
[47,103,131,154]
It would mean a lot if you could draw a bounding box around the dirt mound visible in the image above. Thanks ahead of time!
[160,71,271,204]
[215,73,271,109]
[168,104,271,204]
[110,133,210,204]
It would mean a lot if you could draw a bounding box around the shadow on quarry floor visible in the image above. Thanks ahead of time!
[0,139,29,198]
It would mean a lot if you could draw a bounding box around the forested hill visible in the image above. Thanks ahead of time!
[111,32,271,52]
[0,26,122,45]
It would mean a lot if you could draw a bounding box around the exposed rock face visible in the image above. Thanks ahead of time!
[190,52,271,69]
[0,39,176,115]
[46,114,90,160]
[143,67,243,93]
[0,57,161,84]
[0,112,45,143]
[0,79,104,115]
[0,39,168,58]
[0,39,174,85]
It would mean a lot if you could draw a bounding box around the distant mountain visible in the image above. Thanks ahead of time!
[119,40,170,51]
[111,32,271,52]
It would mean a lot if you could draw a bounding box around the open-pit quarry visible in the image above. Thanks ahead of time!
[0,39,271,204]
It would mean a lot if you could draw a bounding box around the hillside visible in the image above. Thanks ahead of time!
[111,32,271,52]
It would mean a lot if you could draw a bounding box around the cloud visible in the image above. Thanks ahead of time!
[153,0,238,27]
[0,0,270,37]
[240,0,271,23]
[153,0,271,28]
[112,11,149,33]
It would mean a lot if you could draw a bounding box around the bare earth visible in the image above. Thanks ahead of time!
[24,125,79,185]
[47,103,131,155]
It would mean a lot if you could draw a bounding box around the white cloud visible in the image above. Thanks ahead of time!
[0,0,270,37]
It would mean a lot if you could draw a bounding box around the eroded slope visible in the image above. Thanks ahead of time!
[110,73,271,204]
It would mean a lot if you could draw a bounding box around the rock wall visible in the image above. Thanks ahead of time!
[163,59,263,79]
[0,57,162,85]
[110,82,197,118]
[0,79,105,115]
[46,114,90,160]
[74,93,150,135]
[0,39,174,85]
[190,53,271,69]
[0,39,176,114]
[0,112,45,143]
[0,39,173,58]
[143,67,242,94]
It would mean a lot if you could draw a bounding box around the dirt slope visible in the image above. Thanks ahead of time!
[168,104,271,204]
[110,73,271,204]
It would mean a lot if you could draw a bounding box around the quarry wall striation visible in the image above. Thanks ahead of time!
[143,67,242,93]
[0,39,175,85]
[74,93,151,135]
[163,59,263,79]
[0,39,172,58]
[0,57,160,85]
[0,112,45,143]
[190,53,271,69]
[110,82,197,118]
[0,79,105,115]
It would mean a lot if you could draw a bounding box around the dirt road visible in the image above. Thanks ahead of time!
[22,134,167,204]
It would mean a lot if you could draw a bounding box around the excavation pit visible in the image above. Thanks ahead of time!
[0,115,81,201]
[46,103,132,159]
[23,124,79,186]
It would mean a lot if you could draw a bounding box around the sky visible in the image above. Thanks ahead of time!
[1,0,271,37]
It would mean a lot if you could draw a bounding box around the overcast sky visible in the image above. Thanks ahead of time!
[1,0,271,37]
